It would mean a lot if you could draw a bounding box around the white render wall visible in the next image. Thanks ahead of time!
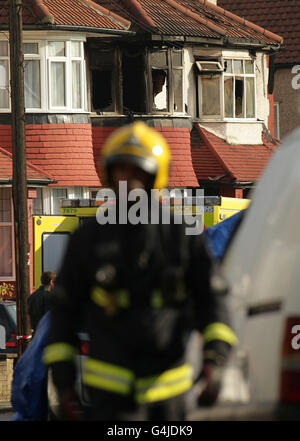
[184,47,271,145]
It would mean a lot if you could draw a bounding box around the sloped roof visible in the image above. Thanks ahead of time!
[191,124,276,183]
[0,146,55,183]
[98,0,282,46]
[0,0,131,31]
[218,0,300,64]
[25,123,101,187]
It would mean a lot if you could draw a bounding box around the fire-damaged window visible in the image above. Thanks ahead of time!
[149,49,183,113]
[197,57,256,120]
[89,47,120,113]
[88,44,183,115]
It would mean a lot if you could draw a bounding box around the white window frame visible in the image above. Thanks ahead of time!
[0,187,15,281]
[197,57,257,121]
[24,41,43,111]
[149,48,184,115]
[222,58,256,121]
[0,35,87,113]
[47,40,86,112]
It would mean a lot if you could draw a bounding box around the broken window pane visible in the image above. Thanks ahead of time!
[224,76,233,117]
[152,69,168,111]
[201,76,220,116]
[92,70,113,112]
[246,77,255,118]
[123,50,146,113]
[173,69,183,112]
[235,77,244,118]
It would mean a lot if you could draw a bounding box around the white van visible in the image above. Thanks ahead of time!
[188,128,300,421]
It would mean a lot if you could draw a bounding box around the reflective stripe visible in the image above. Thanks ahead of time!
[82,357,134,395]
[90,286,130,314]
[42,343,78,365]
[135,364,193,404]
[202,322,238,346]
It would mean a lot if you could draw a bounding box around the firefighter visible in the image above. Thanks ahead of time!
[43,122,237,421]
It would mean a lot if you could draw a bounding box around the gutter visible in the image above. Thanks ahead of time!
[0,24,136,36]
[0,178,57,186]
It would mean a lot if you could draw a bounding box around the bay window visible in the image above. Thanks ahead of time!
[0,38,86,112]
[197,57,256,120]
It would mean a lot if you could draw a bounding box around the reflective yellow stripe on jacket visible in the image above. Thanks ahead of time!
[202,322,238,346]
[42,343,78,365]
[82,358,193,403]
[135,364,193,404]
[82,358,134,395]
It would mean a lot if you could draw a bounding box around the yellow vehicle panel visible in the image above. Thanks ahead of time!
[33,216,79,290]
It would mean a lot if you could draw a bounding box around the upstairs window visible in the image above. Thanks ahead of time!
[197,57,256,120]
[223,59,255,119]
[0,38,86,112]
[150,49,183,114]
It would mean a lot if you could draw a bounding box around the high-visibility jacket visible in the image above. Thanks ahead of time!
[43,214,237,407]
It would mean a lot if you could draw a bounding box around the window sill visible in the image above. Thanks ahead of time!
[195,118,259,123]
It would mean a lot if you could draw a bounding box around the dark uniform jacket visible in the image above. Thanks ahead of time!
[43,213,236,405]
[28,286,51,331]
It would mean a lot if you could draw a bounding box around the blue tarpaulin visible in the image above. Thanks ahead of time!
[204,211,244,261]
[10,312,50,421]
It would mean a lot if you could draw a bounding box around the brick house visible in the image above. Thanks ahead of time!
[0,0,282,293]
[218,0,300,140]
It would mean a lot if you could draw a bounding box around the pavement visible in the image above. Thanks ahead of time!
[0,401,12,412]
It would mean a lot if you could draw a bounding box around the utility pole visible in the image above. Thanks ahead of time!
[9,0,30,357]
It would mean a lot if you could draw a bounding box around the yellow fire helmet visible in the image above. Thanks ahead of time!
[101,121,171,189]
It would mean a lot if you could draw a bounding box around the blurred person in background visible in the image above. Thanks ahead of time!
[28,271,56,335]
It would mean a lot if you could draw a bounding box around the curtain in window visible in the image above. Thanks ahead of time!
[51,62,65,107]
[202,77,220,116]
[224,77,233,117]
[72,61,82,109]
[25,60,41,108]
[246,77,255,118]
[0,61,9,108]
[173,69,183,112]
